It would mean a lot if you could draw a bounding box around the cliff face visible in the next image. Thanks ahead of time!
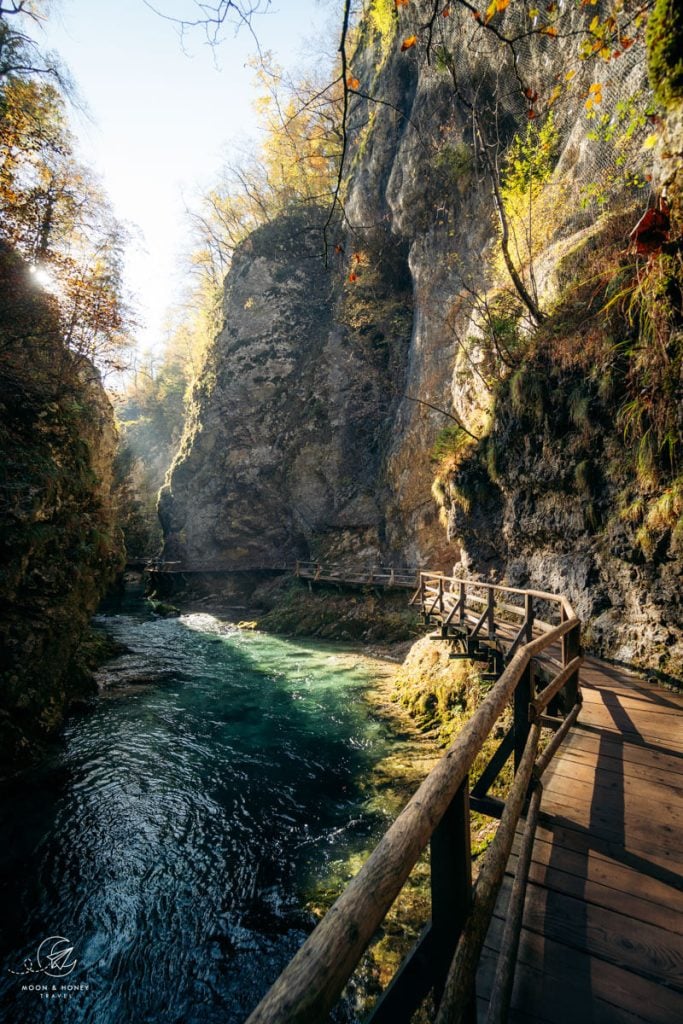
[161,2,682,678]
[0,246,124,768]
[160,213,415,567]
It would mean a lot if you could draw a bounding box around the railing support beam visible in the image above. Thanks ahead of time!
[431,777,474,1012]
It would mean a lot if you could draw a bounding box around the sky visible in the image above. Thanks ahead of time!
[32,0,337,359]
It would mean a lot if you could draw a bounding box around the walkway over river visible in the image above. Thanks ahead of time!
[126,557,682,1019]
[481,654,683,1023]
[244,569,683,1024]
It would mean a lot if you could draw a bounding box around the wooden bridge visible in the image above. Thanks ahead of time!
[295,560,420,589]
[126,557,422,589]
[244,571,683,1024]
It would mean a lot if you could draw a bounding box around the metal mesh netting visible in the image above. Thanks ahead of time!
[399,0,653,214]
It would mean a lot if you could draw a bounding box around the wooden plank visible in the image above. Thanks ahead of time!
[549,744,683,793]
[481,919,683,1024]
[580,671,683,710]
[513,830,683,912]
[540,770,683,829]
[495,877,683,990]
[506,846,683,934]
[580,686,683,717]
[539,790,682,864]
[576,705,683,747]
[561,728,683,777]
[531,820,683,890]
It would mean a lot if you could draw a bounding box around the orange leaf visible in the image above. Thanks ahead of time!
[442,4,451,14]
[527,108,537,119]
[496,0,510,10]
[346,75,360,90]
[542,25,558,36]
[395,0,410,7]
[348,272,358,283]
[620,36,634,48]
[401,34,418,51]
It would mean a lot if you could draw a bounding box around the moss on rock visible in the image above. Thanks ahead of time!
[647,0,683,107]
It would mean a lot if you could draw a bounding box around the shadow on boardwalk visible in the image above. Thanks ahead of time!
[479,657,683,1023]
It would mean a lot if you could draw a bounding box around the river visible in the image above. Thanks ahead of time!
[0,593,405,1023]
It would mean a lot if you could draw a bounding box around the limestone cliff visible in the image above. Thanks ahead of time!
[161,1,681,679]
[160,212,415,567]
[0,246,124,768]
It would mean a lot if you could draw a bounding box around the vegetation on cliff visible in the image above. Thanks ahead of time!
[0,244,123,767]
[0,5,129,766]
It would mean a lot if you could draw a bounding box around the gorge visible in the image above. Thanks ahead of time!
[0,0,682,1022]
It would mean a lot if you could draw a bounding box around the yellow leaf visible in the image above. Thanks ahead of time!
[589,14,600,32]
[642,133,658,150]
[400,34,417,51]
[589,82,602,94]
[548,84,562,106]
[565,69,576,81]
[484,0,497,25]
[585,98,594,111]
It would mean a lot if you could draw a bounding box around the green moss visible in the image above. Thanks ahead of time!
[510,366,545,423]
[647,0,683,107]
[433,142,473,186]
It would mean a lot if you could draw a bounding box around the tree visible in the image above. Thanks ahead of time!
[142,0,272,46]
[0,8,135,375]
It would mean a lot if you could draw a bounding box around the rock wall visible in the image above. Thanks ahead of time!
[160,2,681,678]
[0,246,124,769]
[160,211,415,568]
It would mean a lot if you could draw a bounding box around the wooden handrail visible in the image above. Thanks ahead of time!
[244,599,581,1024]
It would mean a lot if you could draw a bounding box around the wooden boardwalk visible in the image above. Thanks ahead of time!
[480,655,683,1023]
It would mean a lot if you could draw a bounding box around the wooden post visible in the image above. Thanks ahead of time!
[438,576,444,617]
[430,777,474,1016]
[459,581,466,624]
[563,620,581,709]
[487,588,495,639]
[514,662,532,773]
[525,592,534,643]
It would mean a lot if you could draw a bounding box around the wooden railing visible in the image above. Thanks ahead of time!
[245,573,581,1024]
[295,560,421,589]
[144,561,293,575]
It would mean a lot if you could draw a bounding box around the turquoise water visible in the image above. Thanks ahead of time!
[0,599,399,1023]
